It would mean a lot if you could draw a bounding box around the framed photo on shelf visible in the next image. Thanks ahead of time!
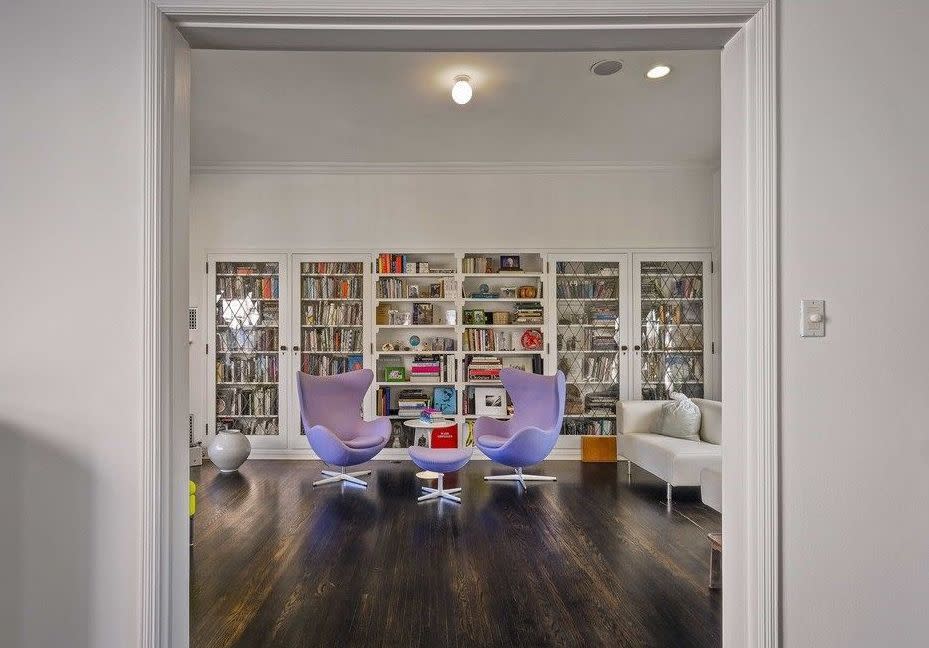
[475,387,507,416]
[500,255,521,271]
[384,366,407,382]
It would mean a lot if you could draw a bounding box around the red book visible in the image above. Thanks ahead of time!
[431,425,458,449]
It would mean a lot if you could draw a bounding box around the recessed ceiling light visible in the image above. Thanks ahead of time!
[451,75,472,105]
[590,60,623,76]
[645,64,671,80]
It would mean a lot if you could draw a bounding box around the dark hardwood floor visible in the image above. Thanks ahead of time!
[191,460,721,648]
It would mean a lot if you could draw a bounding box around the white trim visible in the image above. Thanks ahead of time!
[145,3,778,648]
[191,160,718,175]
[743,3,778,647]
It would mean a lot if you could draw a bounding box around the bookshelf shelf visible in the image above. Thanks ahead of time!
[378,350,456,356]
[462,272,544,278]
[376,273,455,278]
[376,324,456,329]
[462,324,542,329]
[463,350,542,355]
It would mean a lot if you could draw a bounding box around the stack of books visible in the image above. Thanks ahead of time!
[467,356,503,382]
[397,390,430,417]
[588,306,618,325]
[513,301,544,324]
[588,331,618,351]
[409,355,454,382]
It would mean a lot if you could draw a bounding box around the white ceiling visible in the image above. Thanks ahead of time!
[191,49,720,165]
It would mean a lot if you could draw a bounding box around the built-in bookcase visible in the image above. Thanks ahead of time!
[291,254,370,436]
[203,249,714,458]
[208,253,289,449]
[549,254,629,444]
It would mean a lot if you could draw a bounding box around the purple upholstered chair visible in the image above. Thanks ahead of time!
[296,369,390,487]
[475,369,566,490]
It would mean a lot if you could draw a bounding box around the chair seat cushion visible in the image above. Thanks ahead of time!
[476,434,509,449]
[344,434,386,449]
[408,446,474,473]
[619,432,720,486]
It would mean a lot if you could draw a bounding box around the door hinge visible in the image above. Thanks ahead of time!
[710,260,715,274]
[711,342,716,354]
[205,343,209,355]
[205,422,209,436]
[546,260,550,273]
[370,342,374,353]
[206,261,209,274]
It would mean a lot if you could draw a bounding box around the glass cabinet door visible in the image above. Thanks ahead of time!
[634,254,710,400]
[551,255,628,439]
[293,255,369,440]
[210,255,289,449]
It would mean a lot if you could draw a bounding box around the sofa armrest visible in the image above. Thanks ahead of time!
[617,400,667,435]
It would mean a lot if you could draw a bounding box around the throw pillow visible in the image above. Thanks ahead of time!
[653,393,702,442]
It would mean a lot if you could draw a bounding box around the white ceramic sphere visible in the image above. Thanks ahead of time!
[208,430,251,472]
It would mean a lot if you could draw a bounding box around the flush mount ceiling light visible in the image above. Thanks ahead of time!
[590,60,623,76]
[645,64,672,79]
[451,75,472,105]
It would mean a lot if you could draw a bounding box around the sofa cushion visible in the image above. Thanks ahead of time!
[653,394,701,442]
[618,400,665,435]
[618,433,721,486]
[692,398,722,445]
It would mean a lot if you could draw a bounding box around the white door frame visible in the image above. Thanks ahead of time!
[142,2,777,647]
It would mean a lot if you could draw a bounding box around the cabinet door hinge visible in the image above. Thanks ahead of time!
[206,261,209,274]
[710,260,715,274]
[711,342,716,354]
[205,422,209,436]
[370,342,374,353]
[205,343,209,355]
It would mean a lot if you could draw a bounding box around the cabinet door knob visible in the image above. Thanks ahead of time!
[620,345,629,351]
[292,346,300,352]
[633,345,641,351]
[279,345,287,351]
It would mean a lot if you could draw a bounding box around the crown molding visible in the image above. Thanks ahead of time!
[191,160,718,175]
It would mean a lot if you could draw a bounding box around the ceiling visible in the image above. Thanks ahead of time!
[191,49,720,165]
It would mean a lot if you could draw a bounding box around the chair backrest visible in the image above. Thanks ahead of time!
[502,368,566,435]
[296,369,373,440]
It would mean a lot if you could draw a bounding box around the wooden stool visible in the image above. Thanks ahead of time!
[708,532,722,589]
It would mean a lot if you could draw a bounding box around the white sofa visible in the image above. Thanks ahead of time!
[617,398,721,505]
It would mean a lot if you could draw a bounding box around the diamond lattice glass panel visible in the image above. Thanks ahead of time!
[215,261,281,436]
[299,260,365,434]
[555,261,620,436]
[639,260,705,400]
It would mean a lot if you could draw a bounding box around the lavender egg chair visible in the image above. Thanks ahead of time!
[296,369,390,487]
[475,369,566,490]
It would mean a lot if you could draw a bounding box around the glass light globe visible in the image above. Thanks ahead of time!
[646,64,671,79]
[451,77,472,105]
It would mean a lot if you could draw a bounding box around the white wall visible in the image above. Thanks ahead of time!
[779,1,929,645]
[188,167,719,436]
[0,2,143,647]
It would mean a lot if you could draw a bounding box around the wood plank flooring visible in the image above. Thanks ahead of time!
[191,460,721,648]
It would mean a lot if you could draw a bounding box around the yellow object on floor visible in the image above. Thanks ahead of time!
[189,480,196,517]
[581,435,618,462]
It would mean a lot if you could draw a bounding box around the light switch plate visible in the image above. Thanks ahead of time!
[801,300,825,337]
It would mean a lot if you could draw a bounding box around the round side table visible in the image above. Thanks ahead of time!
[403,418,455,480]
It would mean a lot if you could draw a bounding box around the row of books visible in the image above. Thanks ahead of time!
[556,278,616,299]
[562,418,615,436]
[574,356,618,383]
[218,419,279,436]
[303,302,363,326]
[466,356,503,382]
[463,329,533,352]
[513,301,544,324]
[585,389,619,411]
[217,275,279,300]
[376,277,455,299]
[216,328,279,352]
[302,276,362,299]
[397,390,430,417]
[302,328,362,352]
[215,355,279,383]
[462,256,495,273]
[301,261,362,275]
[215,386,278,417]
[377,254,451,275]
[217,263,277,276]
[643,276,703,299]
[301,354,363,376]
[410,355,456,382]
[555,262,618,276]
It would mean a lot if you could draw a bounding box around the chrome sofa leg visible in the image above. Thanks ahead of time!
[666,483,673,511]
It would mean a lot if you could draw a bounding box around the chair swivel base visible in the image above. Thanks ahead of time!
[484,466,556,491]
[313,467,371,487]
[418,474,462,503]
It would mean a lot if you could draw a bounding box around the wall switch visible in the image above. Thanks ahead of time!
[801,300,825,337]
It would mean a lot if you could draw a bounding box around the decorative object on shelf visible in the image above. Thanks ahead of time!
[409,335,421,348]
[417,262,430,273]
[347,354,363,371]
[565,384,584,415]
[419,407,441,423]
[384,366,407,382]
[376,303,391,325]
[463,309,488,325]
[501,286,517,298]
[207,429,251,473]
[517,285,538,299]
[408,285,420,297]
[500,255,521,271]
[444,309,457,325]
[412,302,434,325]
[492,312,511,325]
[381,342,396,351]
[475,386,507,416]
[432,386,457,415]
[479,283,490,295]
[521,329,544,351]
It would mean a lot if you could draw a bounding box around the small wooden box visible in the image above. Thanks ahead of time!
[581,435,617,463]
